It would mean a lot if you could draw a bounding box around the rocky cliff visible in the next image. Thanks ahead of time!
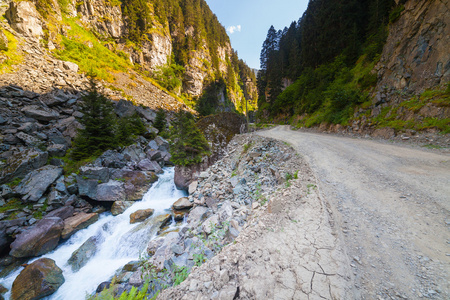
[0,0,256,111]
[375,0,449,94]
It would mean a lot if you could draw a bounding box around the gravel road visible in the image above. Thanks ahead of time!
[258,126,450,299]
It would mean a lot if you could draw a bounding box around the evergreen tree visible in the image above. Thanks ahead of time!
[154,108,167,133]
[169,109,210,166]
[71,81,119,160]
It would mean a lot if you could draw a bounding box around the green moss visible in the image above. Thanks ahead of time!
[7,177,22,188]
[0,198,26,214]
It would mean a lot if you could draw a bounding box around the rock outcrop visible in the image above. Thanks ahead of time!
[376,0,450,93]
[5,1,44,39]
[11,258,64,300]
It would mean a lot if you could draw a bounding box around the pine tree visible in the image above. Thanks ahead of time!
[154,108,167,133]
[169,109,210,166]
[71,81,119,160]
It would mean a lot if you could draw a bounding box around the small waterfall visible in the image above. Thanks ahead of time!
[0,167,186,300]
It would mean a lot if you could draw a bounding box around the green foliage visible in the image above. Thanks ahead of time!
[154,108,167,133]
[0,29,23,73]
[71,81,119,160]
[117,113,147,146]
[193,253,206,267]
[389,5,405,23]
[7,177,22,188]
[87,280,149,300]
[55,18,130,82]
[172,265,189,286]
[169,110,210,166]
[71,81,146,161]
[0,198,27,214]
[153,63,185,93]
[242,142,253,153]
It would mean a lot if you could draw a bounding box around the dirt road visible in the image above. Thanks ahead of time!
[258,126,450,299]
[259,127,450,299]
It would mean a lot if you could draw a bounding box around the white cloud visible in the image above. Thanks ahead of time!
[227,25,242,34]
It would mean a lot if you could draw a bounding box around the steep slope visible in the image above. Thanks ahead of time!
[0,0,256,113]
[257,0,449,136]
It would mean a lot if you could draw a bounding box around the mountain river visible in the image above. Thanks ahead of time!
[0,167,186,299]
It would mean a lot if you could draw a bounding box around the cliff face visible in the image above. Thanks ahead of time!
[1,0,255,110]
[375,0,449,94]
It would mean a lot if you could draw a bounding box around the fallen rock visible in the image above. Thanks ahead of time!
[44,206,74,220]
[111,201,134,216]
[11,258,64,300]
[21,105,60,122]
[372,127,395,139]
[15,165,63,202]
[67,236,98,272]
[172,197,193,210]
[61,212,99,239]
[10,217,64,258]
[137,159,163,173]
[130,209,154,224]
[96,180,125,201]
[0,149,47,184]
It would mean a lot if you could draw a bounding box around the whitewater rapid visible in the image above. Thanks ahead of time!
[0,167,186,300]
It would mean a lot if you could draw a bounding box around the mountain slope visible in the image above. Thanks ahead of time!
[0,0,257,113]
[257,0,449,136]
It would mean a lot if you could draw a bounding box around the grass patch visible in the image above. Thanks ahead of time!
[0,29,23,73]
[55,17,131,82]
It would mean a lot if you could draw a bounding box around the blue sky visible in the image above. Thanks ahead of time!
[205,0,309,69]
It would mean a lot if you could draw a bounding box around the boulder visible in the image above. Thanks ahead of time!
[5,1,44,38]
[10,217,64,258]
[111,201,134,216]
[372,127,396,139]
[15,132,40,147]
[21,105,60,122]
[137,159,162,173]
[61,212,98,239]
[11,258,64,300]
[96,150,126,168]
[62,61,78,73]
[76,177,98,199]
[188,181,198,195]
[111,170,157,201]
[67,236,98,272]
[79,166,110,182]
[122,144,146,162]
[96,180,125,201]
[14,165,63,202]
[136,107,156,122]
[0,225,9,254]
[47,144,67,157]
[186,206,208,226]
[154,136,169,152]
[0,149,47,184]
[130,209,154,224]
[114,99,136,118]
[172,197,193,210]
[45,206,74,220]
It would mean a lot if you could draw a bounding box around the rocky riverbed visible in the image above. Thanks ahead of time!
[88,133,352,299]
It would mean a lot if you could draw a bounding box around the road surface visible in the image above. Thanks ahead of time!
[258,126,450,299]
